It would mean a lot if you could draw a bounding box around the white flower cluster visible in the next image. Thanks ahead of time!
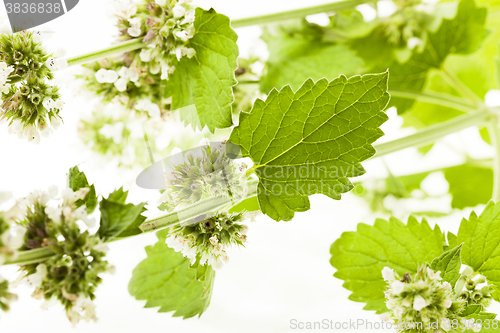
[0,62,14,94]
[0,193,27,265]
[135,98,161,117]
[95,66,141,93]
[113,0,138,19]
[380,266,478,333]
[44,187,96,228]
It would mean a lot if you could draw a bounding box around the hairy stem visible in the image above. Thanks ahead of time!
[374,109,492,158]
[230,0,367,28]
[487,118,500,202]
[66,39,145,67]
[4,180,258,266]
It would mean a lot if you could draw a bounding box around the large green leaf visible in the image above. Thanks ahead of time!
[128,229,214,318]
[97,188,147,240]
[444,164,493,209]
[169,8,238,132]
[260,20,364,94]
[67,166,97,214]
[229,73,389,221]
[330,216,445,313]
[457,201,500,300]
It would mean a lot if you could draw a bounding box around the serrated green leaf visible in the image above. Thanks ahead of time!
[457,201,500,300]
[169,8,238,132]
[447,232,459,250]
[229,73,389,221]
[68,166,98,214]
[430,244,462,286]
[98,188,147,240]
[260,20,364,94]
[128,229,214,318]
[330,216,445,313]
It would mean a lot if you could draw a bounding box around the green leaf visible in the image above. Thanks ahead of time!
[97,188,147,240]
[229,72,389,221]
[457,201,500,300]
[447,232,459,250]
[67,166,97,214]
[430,243,462,286]
[444,164,493,209]
[128,229,214,318]
[260,20,364,94]
[330,216,445,313]
[460,304,482,317]
[228,196,260,214]
[376,0,489,114]
[169,8,238,132]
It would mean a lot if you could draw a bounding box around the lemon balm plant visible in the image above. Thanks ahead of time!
[2,0,500,330]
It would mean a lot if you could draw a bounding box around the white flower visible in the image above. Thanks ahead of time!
[172,4,186,18]
[171,147,182,156]
[135,99,161,117]
[95,69,118,83]
[380,312,391,322]
[113,0,137,19]
[53,47,67,58]
[402,298,411,307]
[51,117,61,130]
[1,224,26,250]
[32,31,50,43]
[25,264,48,287]
[427,267,442,280]
[155,0,166,5]
[382,267,396,281]
[94,243,109,253]
[45,206,62,224]
[393,306,404,318]
[114,78,128,92]
[140,48,153,62]
[73,206,95,228]
[407,37,422,50]
[128,27,141,37]
[413,295,427,311]
[181,10,195,24]
[174,30,189,42]
[443,298,452,308]
[43,98,57,110]
[175,46,196,60]
[390,280,405,295]
[24,125,41,144]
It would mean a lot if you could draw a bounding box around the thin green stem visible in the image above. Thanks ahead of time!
[66,39,145,68]
[4,180,258,266]
[487,119,500,202]
[390,89,478,113]
[374,109,492,158]
[440,66,483,104]
[230,0,367,28]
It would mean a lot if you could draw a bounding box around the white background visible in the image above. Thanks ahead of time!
[0,0,499,332]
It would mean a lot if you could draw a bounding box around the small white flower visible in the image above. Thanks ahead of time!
[95,69,108,83]
[443,298,452,308]
[99,122,124,144]
[45,206,62,224]
[427,267,442,280]
[390,280,405,295]
[114,78,128,92]
[51,117,61,130]
[379,312,391,322]
[73,206,95,228]
[382,267,396,281]
[174,30,189,42]
[181,10,195,24]
[53,47,67,58]
[128,27,141,37]
[413,295,427,311]
[402,298,411,307]
[155,0,166,5]
[25,264,48,287]
[393,306,404,318]
[442,281,452,292]
[172,4,186,18]
[94,243,109,253]
[1,224,26,250]
[140,48,153,62]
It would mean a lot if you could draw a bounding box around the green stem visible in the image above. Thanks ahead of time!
[66,39,145,67]
[374,109,492,158]
[390,89,478,113]
[487,119,500,202]
[230,0,368,28]
[4,180,258,266]
[440,66,483,104]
